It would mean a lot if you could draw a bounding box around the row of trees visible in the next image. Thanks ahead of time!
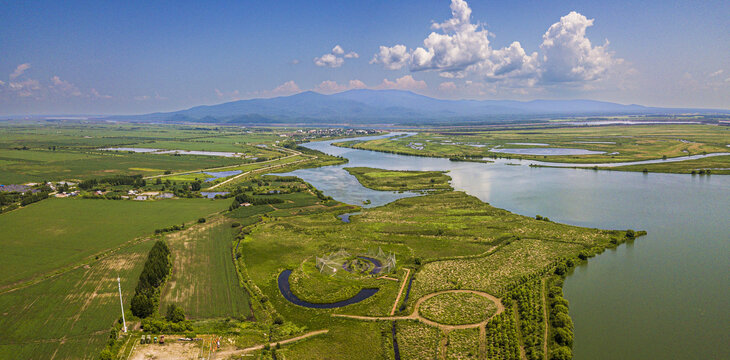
[229,193,284,210]
[79,174,146,190]
[511,281,546,360]
[547,278,574,360]
[130,240,171,318]
[484,311,522,360]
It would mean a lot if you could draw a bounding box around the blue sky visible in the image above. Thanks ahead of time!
[1,0,728,115]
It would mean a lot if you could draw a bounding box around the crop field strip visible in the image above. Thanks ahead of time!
[160,216,252,319]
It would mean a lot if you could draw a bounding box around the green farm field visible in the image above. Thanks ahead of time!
[0,198,229,288]
[160,217,252,319]
[337,125,730,173]
[0,123,299,183]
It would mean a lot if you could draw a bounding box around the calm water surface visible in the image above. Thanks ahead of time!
[281,133,729,359]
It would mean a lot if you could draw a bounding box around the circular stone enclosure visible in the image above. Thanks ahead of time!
[418,292,498,325]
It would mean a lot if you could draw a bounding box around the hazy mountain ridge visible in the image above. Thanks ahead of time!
[119,89,729,124]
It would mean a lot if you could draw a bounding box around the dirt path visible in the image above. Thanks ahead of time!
[438,332,448,360]
[215,329,329,357]
[390,268,411,315]
[513,303,528,360]
[479,324,486,360]
[541,278,549,360]
[334,289,505,331]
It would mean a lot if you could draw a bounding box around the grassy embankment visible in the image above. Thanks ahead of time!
[344,167,452,192]
[336,125,730,174]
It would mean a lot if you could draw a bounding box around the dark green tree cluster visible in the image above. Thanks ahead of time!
[165,304,186,323]
[131,240,171,318]
[484,311,521,360]
[154,223,185,234]
[1,187,50,209]
[79,174,146,190]
[229,193,284,210]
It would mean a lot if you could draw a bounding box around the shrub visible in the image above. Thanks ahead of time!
[550,346,572,360]
[130,294,155,318]
[198,217,206,223]
[98,349,114,360]
[166,304,186,323]
[625,229,636,238]
[551,312,573,329]
[553,327,574,347]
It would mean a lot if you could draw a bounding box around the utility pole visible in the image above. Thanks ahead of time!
[117,276,127,333]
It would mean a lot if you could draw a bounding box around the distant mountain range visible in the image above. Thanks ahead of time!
[114,89,729,125]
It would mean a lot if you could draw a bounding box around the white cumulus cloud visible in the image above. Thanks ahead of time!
[314,79,367,94]
[50,76,82,97]
[376,75,428,91]
[249,81,302,98]
[370,45,410,70]
[314,45,358,68]
[314,54,344,68]
[371,0,624,91]
[540,11,620,83]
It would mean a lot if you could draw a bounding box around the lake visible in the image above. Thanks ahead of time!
[280,133,729,359]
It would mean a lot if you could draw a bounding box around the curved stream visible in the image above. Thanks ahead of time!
[278,133,729,359]
[277,270,379,309]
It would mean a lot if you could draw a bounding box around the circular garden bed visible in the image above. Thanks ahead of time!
[418,292,497,325]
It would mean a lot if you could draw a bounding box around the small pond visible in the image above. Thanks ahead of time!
[101,147,243,157]
[491,148,606,156]
[200,191,229,199]
[202,170,242,182]
[337,212,361,223]
[507,142,550,146]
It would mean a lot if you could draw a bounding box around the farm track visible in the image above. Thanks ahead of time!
[438,333,448,360]
[333,289,504,331]
[208,155,313,190]
[513,303,528,360]
[390,268,411,315]
[541,278,548,360]
[142,146,302,181]
[479,324,486,360]
[214,329,329,357]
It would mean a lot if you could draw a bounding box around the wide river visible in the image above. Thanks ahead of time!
[281,133,729,359]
